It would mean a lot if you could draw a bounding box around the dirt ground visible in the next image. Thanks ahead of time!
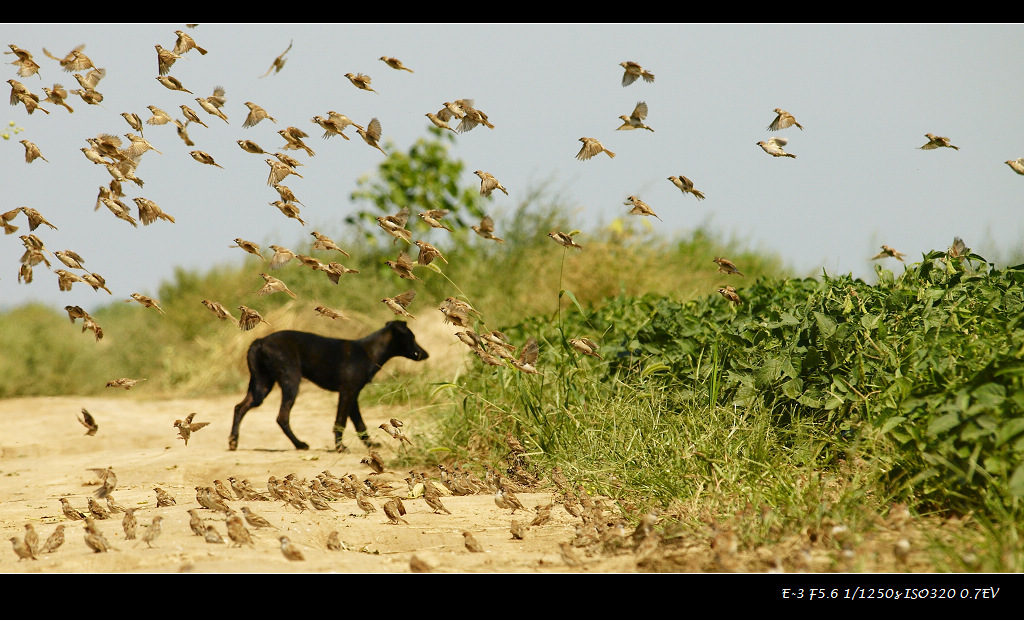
[0,390,643,573]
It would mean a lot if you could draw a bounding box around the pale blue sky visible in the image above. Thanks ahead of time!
[3,23,1023,312]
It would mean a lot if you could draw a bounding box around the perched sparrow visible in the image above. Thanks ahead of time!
[155,75,192,94]
[88,497,111,519]
[624,195,661,221]
[463,530,484,553]
[261,40,292,78]
[327,531,343,551]
[10,536,36,561]
[59,497,86,521]
[201,299,235,321]
[767,108,803,131]
[241,506,274,529]
[713,257,744,276]
[620,61,654,86]
[409,555,432,572]
[559,541,583,567]
[140,516,163,548]
[472,215,505,243]
[83,522,113,553]
[256,272,298,299]
[384,499,409,524]
[510,519,528,540]
[186,509,205,536]
[237,139,265,154]
[576,137,615,160]
[174,412,210,446]
[380,56,414,72]
[78,408,98,436]
[190,150,224,168]
[205,525,225,544]
[382,290,416,319]
[238,306,270,331]
[356,117,386,155]
[616,101,653,132]
[423,492,452,515]
[531,503,553,527]
[279,535,305,560]
[344,72,378,93]
[919,133,959,150]
[568,337,602,359]
[243,101,277,128]
[42,524,65,553]
[19,139,48,163]
[1005,158,1024,176]
[475,170,508,196]
[153,486,176,507]
[105,495,127,514]
[231,238,265,260]
[548,231,583,250]
[226,512,255,547]
[872,245,907,262]
[22,523,40,556]
[668,175,705,200]
[122,508,137,540]
[757,137,796,158]
[718,286,742,306]
[106,377,146,390]
[355,492,376,516]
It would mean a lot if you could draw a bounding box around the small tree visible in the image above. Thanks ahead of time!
[347,127,485,243]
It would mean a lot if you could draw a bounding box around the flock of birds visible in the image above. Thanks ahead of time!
[9,414,665,569]
[4,32,994,371]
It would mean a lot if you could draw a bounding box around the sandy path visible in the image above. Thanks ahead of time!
[0,390,636,573]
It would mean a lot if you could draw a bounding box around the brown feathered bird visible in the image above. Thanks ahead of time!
[78,408,98,436]
[576,137,615,160]
[174,412,210,446]
[767,108,803,131]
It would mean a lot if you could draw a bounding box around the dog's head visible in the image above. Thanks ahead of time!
[386,321,429,361]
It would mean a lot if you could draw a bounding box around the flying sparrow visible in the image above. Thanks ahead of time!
[576,137,615,160]
[668,175,705,200]
[919,133,959,150]
[620,61,654,86]
[616,101,653,132]
[767,108,803,131]
[713,257,744,276]
[757,137,796,158]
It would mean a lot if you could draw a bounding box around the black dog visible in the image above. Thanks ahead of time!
[229,321,429,451]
